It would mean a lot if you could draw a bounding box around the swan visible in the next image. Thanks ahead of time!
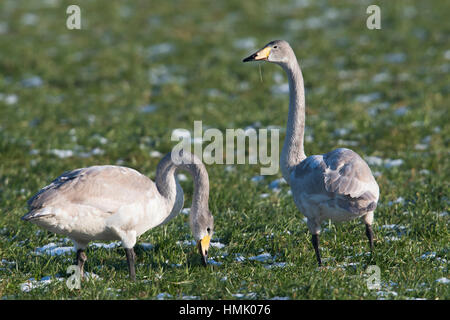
[243,40,379,266]
[22,150,214,280]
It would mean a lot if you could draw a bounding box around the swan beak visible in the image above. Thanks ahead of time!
[243,47,271,62]
[197,235,211,266]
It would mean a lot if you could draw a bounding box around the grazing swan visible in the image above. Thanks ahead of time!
[22,150,214,280]
[243,40,379,266]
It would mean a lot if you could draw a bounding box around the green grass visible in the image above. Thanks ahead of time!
[0,0,449,299]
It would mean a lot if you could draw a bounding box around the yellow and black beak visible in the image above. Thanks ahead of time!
[197,235,211,266]
[243,46,271,62]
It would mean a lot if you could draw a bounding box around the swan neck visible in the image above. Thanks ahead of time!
[281,59,306,183]
[155,152,209,212]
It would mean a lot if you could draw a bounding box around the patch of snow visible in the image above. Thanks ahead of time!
[147,43,175,57]
[182,295,200,300]
[248,253,273,262]
[139,104,158,113]
[264,262,287,269]
[384,53,406,64]
[270,296,290,300]
[210,242,226,249]
[436,277,449,284]
[90,242,121,249]
[208,258,223,266]
[354,92,381,103]
[269,178,287,190]
[35,243,75,256]
[22,76,43,88]
[149,150,163,158]
[251,175,265,183]
[155,292,172,300]
[20,276,63,292]
[394,106,409,116]
[176,240,196,246]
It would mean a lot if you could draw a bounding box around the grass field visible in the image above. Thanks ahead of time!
[0,0,448,300]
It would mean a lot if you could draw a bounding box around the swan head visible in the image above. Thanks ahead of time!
[190,208,214,266]
[242,40,295,67]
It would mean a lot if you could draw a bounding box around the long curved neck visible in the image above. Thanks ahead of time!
[280,58,307,184]
[155,151,209,220]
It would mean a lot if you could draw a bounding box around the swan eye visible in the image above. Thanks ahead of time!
[273,45,278,49]
[207,227,211,233]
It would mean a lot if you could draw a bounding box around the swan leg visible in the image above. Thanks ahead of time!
[365,224,374,251]
[362,212,374,251]
[125,248,136,281]
[311,234,322,266]
[76,249,87,279]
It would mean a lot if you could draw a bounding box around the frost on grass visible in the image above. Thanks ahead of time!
[394,106,410,116]
[21,76,43,88]
[354,92,381,104]
[376,290,398,299]
[48,148,105,159]
[20,276,64,292]
[147,43,175,57]
[149,150,163,158]
[35,241,125,256]
[210,242,226,249]
[381,224,407,242]
[420,252,447,264]
[270,296,291,300]
[248,253,273,262]
[182,294,200,300]
[386,197,406,207]
[364,156,404,169]
[232,292,257,299]
[176,240,196,246]
[0,259,16,271]
[35,243,75,256]
[436,277,449,284]
[234,254,246,262]
[268,178,287,191]
[139,104,158,114]
[251,175,265,183]
[264,262,289,269]
[207,258,223,266]
[155,292,173,300]
[0,93,18,105]
[90,242,121,249]
[148,65,186,86]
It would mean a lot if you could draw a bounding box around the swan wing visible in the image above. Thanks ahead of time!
[26,165,157,216]
[322,148,379,201]
[293,148,379,214]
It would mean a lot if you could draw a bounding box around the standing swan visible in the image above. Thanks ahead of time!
[22,150,214,280]
[243,40,379,266]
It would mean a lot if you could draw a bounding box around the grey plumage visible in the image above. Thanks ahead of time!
[244,40,379,265]
[22,151,214,280]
